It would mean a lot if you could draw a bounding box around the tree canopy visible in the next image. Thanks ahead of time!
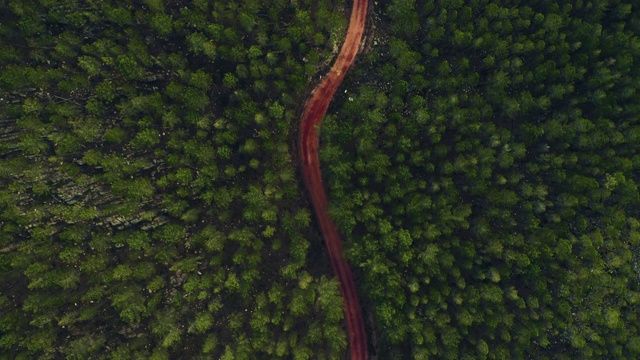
[2,0,640,359]
[0,0,350,358]
[321,0,640,358]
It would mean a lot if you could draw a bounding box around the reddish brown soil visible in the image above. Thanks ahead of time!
[298,0,369,359]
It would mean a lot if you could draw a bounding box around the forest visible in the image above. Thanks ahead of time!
[321,0,640,358]
[1,0,640,359]
[1,0,351,358]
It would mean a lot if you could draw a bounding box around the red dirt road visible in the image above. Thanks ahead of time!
[298,0,369,359]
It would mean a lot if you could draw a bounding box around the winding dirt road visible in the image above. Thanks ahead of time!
[298,0,369,359]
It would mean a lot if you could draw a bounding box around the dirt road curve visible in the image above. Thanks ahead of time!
[298,0,369,359]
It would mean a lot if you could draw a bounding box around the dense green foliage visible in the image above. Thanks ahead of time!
[4,0,640,359]
[321,0,640,358]
[0,0,351,358]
